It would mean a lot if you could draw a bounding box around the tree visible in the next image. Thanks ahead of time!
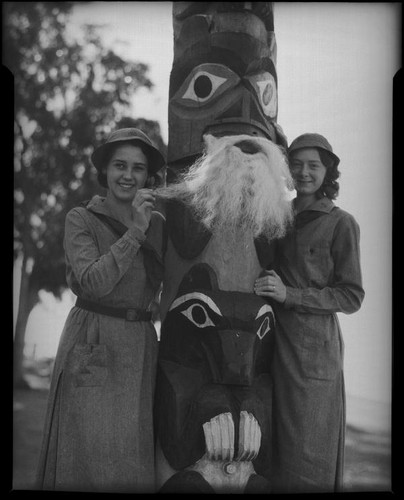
[5,2,166,387]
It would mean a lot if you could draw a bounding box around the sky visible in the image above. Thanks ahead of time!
[15,2,400,431]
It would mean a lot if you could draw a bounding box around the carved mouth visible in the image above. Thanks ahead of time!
[204,122,273,142]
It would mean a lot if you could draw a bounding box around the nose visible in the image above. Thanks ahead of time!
[122,168,135,181]
[218,329,255,386]
[299,164,311,178]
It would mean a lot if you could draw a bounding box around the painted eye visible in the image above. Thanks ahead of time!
[182,71,227,103]
[255,303,275,339]
[181,303,216,328]
[257,316,271,339]
[172,63,240,111]
[246,72,277,118]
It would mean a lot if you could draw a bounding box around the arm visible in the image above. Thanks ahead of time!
[65,208,146,298]
[256,214,365,315]
[286,214,364,314]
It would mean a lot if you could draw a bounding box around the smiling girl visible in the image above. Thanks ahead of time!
[254,133,365,493]
[36,128,165,493]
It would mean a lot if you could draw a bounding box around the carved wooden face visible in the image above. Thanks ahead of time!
[168,2,279,167]
[159,264,275,386]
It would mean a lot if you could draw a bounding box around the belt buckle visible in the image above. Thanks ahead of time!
[126,309,139,321]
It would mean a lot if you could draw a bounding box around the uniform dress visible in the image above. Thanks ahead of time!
[271,197,365,493]
[36,195,163,493]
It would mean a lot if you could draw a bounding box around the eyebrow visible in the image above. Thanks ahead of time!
[169,292,222,316]
[112,158,148,166]
[291,159,322,165]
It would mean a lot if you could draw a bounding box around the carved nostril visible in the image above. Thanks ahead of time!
[234,140,262,155]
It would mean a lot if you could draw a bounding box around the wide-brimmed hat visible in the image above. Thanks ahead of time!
[288,133,340,167]
[91,128,166,177]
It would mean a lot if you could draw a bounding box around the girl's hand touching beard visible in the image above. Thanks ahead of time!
[131,188,156,232]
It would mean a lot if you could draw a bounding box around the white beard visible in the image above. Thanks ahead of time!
[157,134,294,240]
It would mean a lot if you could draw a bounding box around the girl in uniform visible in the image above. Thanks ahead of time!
[254,133,365,493]
[36,128,165,493]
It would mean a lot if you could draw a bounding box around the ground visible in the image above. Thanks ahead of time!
[11,365,392,493]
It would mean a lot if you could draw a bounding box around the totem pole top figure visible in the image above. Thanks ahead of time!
[168,1,283,170]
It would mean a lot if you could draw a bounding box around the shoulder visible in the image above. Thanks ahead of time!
[330,207,361,241]
[66,206,89,222]
[66,196,105,221]
[65,206,96,233]
[332,206,359,226]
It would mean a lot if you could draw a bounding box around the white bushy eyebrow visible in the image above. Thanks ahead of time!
[169,292,222,316]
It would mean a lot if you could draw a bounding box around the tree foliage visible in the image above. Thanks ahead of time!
[5,1,166,381]
[7,0,166,293]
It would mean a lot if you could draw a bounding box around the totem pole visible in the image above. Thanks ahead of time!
[154,2,291,493]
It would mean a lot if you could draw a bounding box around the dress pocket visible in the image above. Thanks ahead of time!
[67,343,109,387]
[294,328,340,381]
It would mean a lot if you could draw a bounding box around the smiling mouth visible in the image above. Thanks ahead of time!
[118,183,135,189]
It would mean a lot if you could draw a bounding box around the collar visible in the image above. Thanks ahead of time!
[293,196,335,215]
[85,195,123,221]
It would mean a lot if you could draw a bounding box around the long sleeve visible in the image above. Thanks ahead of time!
[283,213,365,315]
[64,208,147,298]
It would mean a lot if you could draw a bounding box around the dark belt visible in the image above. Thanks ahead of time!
[75,297,152,322]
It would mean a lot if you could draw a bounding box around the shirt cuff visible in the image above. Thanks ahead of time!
[123,225,147,246]
[284,287,302,309]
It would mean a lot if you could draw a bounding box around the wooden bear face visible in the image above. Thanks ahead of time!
[159,264,275,386]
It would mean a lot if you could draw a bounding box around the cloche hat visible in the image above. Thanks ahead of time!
[91,128,166,178]
[288,133,340,167]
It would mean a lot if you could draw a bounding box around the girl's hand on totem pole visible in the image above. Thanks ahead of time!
[254,269,287,303]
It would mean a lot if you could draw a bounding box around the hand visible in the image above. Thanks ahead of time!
[254,269,287,303]
[203,412,235,462]
[236,411,261,461]
[202,411,262,462]
[131,188,156,232]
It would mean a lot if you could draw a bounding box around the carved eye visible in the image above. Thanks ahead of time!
[181,303,216,328]
[182,71,227,103]
[173,63,240,109]
[246,72,277,118]
[257,316,271,339]
[169,292,223,329]
[255,303,275,339]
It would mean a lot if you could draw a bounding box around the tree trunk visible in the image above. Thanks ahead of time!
[13,123,39,388]
[13,253,38,388]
